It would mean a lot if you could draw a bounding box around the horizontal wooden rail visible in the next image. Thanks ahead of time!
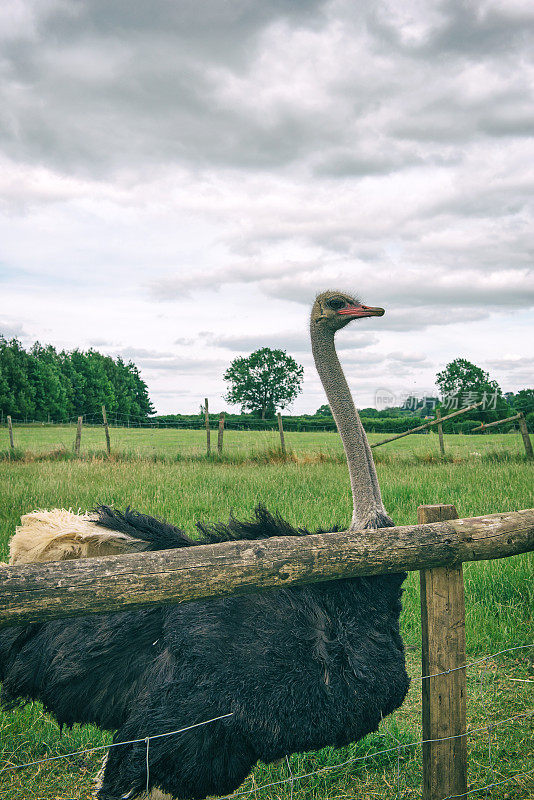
[0,509,532,629]
[371,401,483,448]
[471,412,522,432]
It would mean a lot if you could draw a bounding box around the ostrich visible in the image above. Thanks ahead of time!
[0,291,409,800]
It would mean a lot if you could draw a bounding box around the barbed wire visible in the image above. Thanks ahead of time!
[441,767,534,799]
[2,710,531,794]
[1,643,531,785]
[0,712,234,774]
[422,643,534,680]
[216,713,533,800]
[1,710,531,800]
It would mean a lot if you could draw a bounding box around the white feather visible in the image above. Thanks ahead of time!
[9,508,139,564]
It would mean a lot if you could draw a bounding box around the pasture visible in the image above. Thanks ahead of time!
[1,423,530,462]
[0,431,532,799]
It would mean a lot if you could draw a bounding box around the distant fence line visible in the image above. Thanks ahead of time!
[2,403,533,461]
[1,406,530,434]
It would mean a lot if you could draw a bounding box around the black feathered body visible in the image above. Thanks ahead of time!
[0,507,409,800]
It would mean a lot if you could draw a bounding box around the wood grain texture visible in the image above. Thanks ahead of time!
[471,412,522,432]
[277,412,286,454]
[7,415,14,449]
[436,410,445,456]
[102,404,111,455]
[218,412,225,455]
[419,505,467,800]
[518,413,533,459]
[0,509,532,629]
[204,397,210,455]
[74,415,83,455]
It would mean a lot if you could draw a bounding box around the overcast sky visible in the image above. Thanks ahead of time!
[1,0,533,415]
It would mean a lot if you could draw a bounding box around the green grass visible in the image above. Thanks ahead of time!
[1,423,530,462]
[0,434,532,799]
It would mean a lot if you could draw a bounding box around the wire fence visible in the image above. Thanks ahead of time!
[1,644,532,800]
[1,415,530,463]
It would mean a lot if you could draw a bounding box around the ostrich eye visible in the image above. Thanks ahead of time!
[327,298,346,311]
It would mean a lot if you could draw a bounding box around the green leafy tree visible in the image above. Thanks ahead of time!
[28,343,68,421]
[0,335,154,421]
[0,337,35,418]
[510,389,534,415]
[120,359,155,418]
[435,358,506,422]
[224,348,303,419]
[314,404,332,417]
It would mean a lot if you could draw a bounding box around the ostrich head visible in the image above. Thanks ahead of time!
[311,291,385,333]
[310,289,392,530]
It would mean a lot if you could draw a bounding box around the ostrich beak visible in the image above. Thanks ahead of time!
[337,304,385,318]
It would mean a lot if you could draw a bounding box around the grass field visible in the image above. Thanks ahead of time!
[1,423,530,463]
[0,429,532,799]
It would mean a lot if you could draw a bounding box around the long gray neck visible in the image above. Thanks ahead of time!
[311,321,392,530]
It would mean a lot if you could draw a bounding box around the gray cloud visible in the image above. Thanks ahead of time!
[486,356,534,372]
[0,320,26,338]
[182,329,378,353]
[1,1,533,412]
[484,355,534,388]
[114,346,226,374]
[2,0,532,180]
[386,351,428,364]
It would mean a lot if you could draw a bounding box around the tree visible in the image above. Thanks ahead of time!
[0,337,35,419]
[0,335,154,421]
[435,358,506,421]
[509,389,534,416]
[314,404,332,417]
[224,348,303,419]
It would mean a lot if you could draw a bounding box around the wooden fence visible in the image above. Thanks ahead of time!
[1,505,532,799]
[2,405,290,458]
[4,408,532,462]
[472,411,533,459]
[371,401,484,451]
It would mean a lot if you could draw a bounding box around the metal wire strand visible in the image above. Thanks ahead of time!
[217,712,533,800]
[0,646,532,800]
[422,643,534,680]
[441,766,534,799]
[0,712,234,774]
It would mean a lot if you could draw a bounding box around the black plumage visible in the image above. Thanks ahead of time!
[0,505,409,800]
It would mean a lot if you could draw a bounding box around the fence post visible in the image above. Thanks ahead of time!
[436,409,445,456]
[518,412,533,460]
[7,416,14,449]
[218,412,225,455]
[277,412,286,455]
[102,405,111,455]
[419,503,467,800]
[205,398,211,456]
[74,416,83,456]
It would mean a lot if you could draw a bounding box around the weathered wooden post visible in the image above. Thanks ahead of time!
[518,412,533,460]
[74,416,83,456]
[7,416,14,450]
[218,412,225,455]
[419,504,467,800]
[204,398,211,456]
[436,409,445,456]
[102,405,111,455]
[277,412,286,455]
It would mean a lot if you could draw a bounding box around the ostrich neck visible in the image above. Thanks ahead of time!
[311,322,391,530]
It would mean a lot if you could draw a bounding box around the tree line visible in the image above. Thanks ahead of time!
[0,337,154,421]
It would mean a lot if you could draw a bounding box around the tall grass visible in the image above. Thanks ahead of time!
[0,439,532,799]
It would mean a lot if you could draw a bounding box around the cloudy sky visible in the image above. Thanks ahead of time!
[1,0,533,414]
